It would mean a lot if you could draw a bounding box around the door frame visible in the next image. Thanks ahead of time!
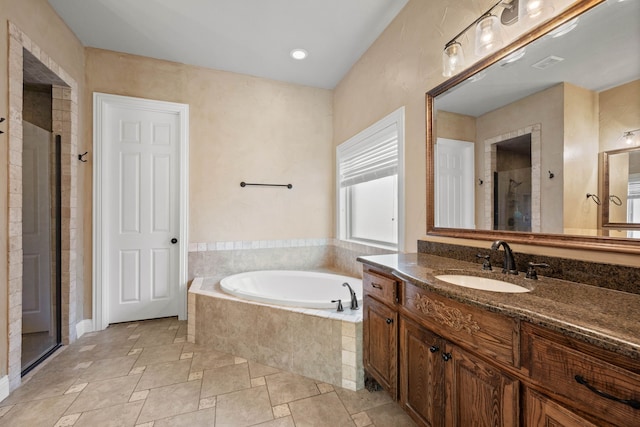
[93,93,189,330]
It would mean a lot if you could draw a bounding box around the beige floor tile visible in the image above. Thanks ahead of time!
[215,385,274,427]
[190,350,236,371]
[153,407,216,427]
[253,416,296,427]
[54,412,81,427]
[199,396,216,410]
[66,374,141,414]
[135,358,192,391]
[133,343,184,367]
[352,411,373,427]
[334,386,393,414]
[0,394,77,427]
[0,375,77,406]
[201,362,251,398]
[133,330,178,347]
[73,401,144,427]
[249,360,280,378]
[265,371,320,406]
[78,355,137,382]
[289,392,355,427]
[137,379,202,423]
[365,402,418,427]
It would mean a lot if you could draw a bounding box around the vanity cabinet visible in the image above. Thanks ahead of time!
[362,268,400,399]
[400,281,520,427]
[522,323,640,427]
[362,264,640,427]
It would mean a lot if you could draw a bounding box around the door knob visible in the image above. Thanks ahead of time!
[171,238,178,244]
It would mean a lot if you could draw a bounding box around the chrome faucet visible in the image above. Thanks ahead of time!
[490,240,518,275]
[343,282,359,310]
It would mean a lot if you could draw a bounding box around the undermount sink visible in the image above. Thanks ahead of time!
[435,274,531,293]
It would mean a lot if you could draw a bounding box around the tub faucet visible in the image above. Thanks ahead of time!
[343,282,359,310]
[490,240,518,275]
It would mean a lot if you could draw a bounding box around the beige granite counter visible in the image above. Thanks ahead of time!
[358,253,640,360]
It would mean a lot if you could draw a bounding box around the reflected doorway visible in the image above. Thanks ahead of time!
[492,135,532,232]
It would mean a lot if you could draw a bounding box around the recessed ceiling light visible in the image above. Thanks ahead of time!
[290,49,308,60]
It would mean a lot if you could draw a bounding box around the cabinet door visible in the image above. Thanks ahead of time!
[444,343,519,427]
[525,388,599,427]
[363,295,398,399]
[400,317,445,427]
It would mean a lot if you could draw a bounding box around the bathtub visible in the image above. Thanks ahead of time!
[220,270,362,309]
[189,271,365,390]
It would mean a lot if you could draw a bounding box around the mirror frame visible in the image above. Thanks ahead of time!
[426,0,640,255]
[602,146,640,230]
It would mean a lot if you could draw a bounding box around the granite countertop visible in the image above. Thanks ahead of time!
[358,253,640,360]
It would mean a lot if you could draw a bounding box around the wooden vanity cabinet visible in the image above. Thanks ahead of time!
[399,316,445,426]
[363,268,400,399]
[362,265,639,427]
[522,323,640,427]
[399,282,520,427]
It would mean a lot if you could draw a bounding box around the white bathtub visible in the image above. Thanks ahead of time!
[220,270,362,309]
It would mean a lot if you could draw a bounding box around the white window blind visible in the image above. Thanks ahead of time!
[338,123,398,188]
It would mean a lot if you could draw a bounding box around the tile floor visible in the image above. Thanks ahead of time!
[0,317,416,427]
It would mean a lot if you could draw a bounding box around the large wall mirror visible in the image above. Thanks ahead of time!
[426,0,640,254]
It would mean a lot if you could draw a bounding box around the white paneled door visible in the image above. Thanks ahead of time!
[435,138,475,229]
[94,94,189,327]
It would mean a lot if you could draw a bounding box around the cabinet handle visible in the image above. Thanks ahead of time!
[372,283,383,289]
[574,375,640,409]
[429,345,439,353]
[442,352,452,362]
[386,318,393,324]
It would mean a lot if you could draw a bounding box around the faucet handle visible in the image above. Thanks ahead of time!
[331,299,344,312]
[525,262,550,280]
[476,254,492,271]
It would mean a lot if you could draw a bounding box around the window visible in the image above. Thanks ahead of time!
[337,107,404,249]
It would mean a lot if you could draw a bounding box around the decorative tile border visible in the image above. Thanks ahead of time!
[188,238,333,252]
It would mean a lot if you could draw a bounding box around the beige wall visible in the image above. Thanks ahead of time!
[0,0,86,379]
[85,48,334,246]
[475,84,565,233]
[563,82,599,234]
[436,111,476,142]
[599,79,640,228]
[599,79,640,153]
[333,0,639,266]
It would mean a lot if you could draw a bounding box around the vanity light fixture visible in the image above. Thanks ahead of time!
[290,48,308,60]
[622,128,640,146]
[442,0,549,77]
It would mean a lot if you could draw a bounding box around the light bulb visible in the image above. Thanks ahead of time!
[443,42,465,77]
[519,0,548,22]
[624,132,635,145]
[475,15,502,56]
[525,0,543,18]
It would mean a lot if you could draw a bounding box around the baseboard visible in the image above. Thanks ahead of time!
[75,319,94,339]
[0,375,9,402]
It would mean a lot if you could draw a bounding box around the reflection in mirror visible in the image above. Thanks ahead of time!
[430,0,640,243]
[603,147,640,237]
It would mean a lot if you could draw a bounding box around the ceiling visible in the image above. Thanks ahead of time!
[436,0,640,117]
[48,0,409,89]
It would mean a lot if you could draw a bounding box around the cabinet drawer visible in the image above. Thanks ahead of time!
[526,332,640,426]
[403,282,519,368]
[363,269,398,305]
